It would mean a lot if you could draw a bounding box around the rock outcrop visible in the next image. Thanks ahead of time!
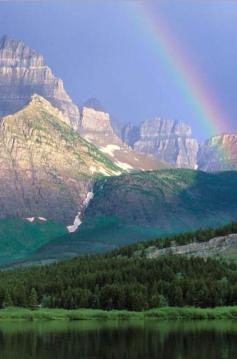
[146,234,237,259]
[121,123,140,147]
[135,118,199,169]
[122,118,199,169]
[0,95,120,225]
[198,134,237,171]
[0,35,80,129]
[79,106,166,172]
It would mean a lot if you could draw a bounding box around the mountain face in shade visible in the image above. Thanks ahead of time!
[79,106,167,172]
[122,118,199,169]
[0,94,120,225]
[31,169,237,263]
[0,35,80,129]
[198,134,237,171]
[83,98,105,112]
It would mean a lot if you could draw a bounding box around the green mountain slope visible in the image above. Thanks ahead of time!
[0,218,66,265]
[32,169,237,262]
[0,94,125,265]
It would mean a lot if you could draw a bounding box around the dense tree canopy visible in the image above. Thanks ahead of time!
[1,221,237,311]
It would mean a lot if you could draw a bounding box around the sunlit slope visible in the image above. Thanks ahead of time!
[0,95,120,225]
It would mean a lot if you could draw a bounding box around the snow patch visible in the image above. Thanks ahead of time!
[67,191,94,233]
[99,168,110,176]
[26,217,35,222]
[25,217,47,223]
[67,214,82,233]
[115,161,134,171]
[38,217,47,221]
[100,144,121,157]
[89,166,96,174]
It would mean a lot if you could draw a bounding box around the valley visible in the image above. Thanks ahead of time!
[0,35,236,267]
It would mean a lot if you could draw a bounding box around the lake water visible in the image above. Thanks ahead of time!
[0,320,236,358]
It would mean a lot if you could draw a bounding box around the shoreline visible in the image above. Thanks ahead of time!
[1,306,237,321]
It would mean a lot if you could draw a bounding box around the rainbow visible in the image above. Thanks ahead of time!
[125,2,229,138]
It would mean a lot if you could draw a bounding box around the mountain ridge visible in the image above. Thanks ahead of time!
[0,35,80,129]
[0,94,120,225]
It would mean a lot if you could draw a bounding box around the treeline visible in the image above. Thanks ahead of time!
[108,221,237,258]
[0,221,237,311]
[0,254,237,311]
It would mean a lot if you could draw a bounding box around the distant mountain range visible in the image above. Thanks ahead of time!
[0,35,236,172]
[0,35,237,265]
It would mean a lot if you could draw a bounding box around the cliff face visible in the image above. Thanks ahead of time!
[198,134,237,171]
[122,118,199,169]
[0,95,120,225]
[79,106,166,172]
[0,35,80,129]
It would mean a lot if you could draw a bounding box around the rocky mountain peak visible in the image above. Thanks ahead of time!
[80,107,113,134]
[198,133,237,171]
[0,35,44,67]
[139,118,192,138]
[0,35,80,129]
[83,98,104,112]
[122,117,198,169]
[24,94,70,125]
[0,97,120,226]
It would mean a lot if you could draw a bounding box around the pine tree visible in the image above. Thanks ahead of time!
[29,288,38,310]
[4,291,13,307]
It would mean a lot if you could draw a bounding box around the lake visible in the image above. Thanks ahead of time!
[0,320,236,358]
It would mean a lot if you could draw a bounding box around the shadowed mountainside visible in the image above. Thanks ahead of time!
[31,169,237,262]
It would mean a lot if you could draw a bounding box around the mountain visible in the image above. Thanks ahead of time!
[79,105,166,172]
[82,97,105,112]
[0,35,80,129]
[0,94,123,263]
[122,118,199,169]
[0,94,120,224]
[198,134,237,171]
[30,169,237,262]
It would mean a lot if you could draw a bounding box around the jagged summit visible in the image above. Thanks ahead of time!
[0,34,12,47]
[198,133,237,171]
[0,96,120,225]
[0,35,43,67]
[83,98,105,112]
[0,34,17,48]
[122,117,199,169]
[0,35,80,129]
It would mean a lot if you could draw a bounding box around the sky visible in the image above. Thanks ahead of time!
[0,0,236,141]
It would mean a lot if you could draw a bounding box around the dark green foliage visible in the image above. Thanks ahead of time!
[108,220,237,259]
[28,288,38,310]
[0,288,4,309]
[2,221,237,311]
[1,251,237,311]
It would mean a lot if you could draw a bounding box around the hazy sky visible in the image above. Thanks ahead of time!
[0,1,237,140]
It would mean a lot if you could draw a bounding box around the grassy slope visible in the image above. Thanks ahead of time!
[2,306,237,321]
[32,169,237,262]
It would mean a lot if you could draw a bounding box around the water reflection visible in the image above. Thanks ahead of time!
[0,320,236,358]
